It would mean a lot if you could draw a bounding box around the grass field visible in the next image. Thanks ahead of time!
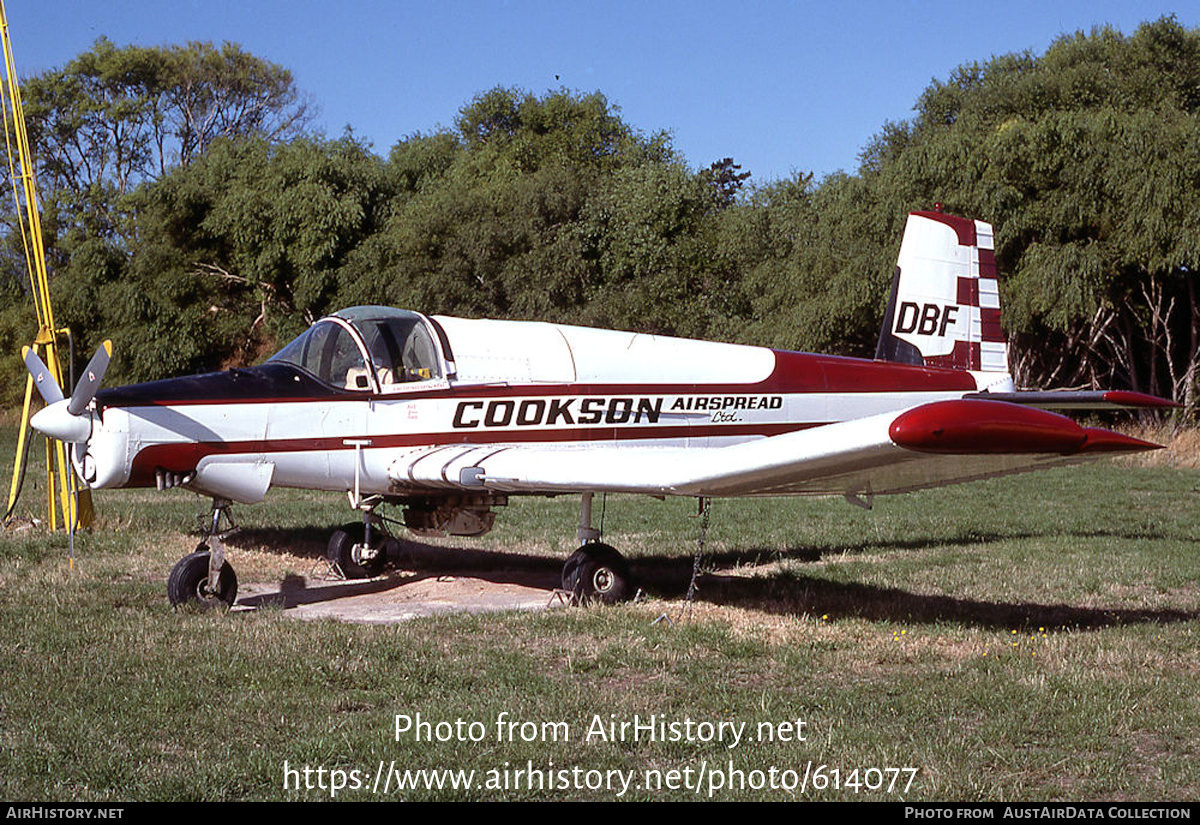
[0,428,1198,801]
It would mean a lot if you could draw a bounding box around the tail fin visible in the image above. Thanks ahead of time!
[875,211,1008,374]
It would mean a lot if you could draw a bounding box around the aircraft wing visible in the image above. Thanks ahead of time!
[386,399,1158,500]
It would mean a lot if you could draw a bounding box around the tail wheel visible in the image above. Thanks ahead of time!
[562,542,632,605]
[327,523,388,579]
[167,549,238,609]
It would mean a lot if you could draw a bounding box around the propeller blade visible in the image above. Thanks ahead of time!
[67,340,112,415]
[22,346,64,405]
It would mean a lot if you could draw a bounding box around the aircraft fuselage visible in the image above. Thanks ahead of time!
[84,346,985,504]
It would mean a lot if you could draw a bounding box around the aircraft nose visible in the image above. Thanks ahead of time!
[30,399,92,443]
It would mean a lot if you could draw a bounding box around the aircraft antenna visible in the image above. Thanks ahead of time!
[0,0,94,536]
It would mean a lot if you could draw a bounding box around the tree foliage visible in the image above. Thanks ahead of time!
[22,38,311,195]
[0,38,315,391]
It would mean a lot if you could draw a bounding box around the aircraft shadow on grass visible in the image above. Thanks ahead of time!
[228,525,1197,631]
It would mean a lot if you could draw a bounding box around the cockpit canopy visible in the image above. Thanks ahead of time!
[268,307,444,391]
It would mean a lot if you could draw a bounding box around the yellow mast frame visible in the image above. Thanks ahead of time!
[1,0,93,530]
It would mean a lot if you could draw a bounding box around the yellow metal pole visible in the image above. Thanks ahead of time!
[0,0,93,531]
[5,370,33,516]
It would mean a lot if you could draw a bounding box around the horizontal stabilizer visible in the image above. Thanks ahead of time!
[963,390,1180,411]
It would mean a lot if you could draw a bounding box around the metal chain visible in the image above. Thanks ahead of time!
[681,497,710,621]
[652,497,711,627]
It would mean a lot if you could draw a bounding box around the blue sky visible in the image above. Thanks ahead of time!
[6,1,1199,184]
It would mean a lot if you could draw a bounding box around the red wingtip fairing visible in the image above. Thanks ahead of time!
[890,400,1088,454]
[889,399,1165,455]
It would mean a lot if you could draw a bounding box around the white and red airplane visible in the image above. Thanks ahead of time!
[25,210,1172,608]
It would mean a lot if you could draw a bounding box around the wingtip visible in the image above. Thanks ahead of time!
[1100,390,1182,410]
[1078,428,1164,453]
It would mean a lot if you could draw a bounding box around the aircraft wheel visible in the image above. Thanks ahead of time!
[562,542,632,605]
[328,523,388,579]
[167,549,238,609]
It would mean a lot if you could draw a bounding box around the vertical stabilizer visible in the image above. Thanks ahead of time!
[875,211,1008,373]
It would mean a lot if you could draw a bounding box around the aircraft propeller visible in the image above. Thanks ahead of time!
[26,341,112,444]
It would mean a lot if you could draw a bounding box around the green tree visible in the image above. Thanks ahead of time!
[22,37,311,199]
[83,133,391,381]
[337,87,683,327]
[19,19,1200,414]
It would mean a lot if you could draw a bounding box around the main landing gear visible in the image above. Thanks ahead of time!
[165,496,392,608]
[326,506,389,579]
[321,492,636,602]
[321,491,634,603]
[168,499,238,609]
[562,492,633,605]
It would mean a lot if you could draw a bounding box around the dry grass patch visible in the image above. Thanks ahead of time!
[1115,423,1200,468]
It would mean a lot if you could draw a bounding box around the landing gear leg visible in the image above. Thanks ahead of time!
[167,498,238,609]
[561,492,633,605]
[327,498,389,579]
[578,491,600,545]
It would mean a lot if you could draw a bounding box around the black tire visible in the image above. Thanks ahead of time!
[167,549,238,609]
[562,542,632,605]
[327,522,388,579]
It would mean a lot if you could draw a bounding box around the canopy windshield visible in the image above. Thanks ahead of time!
[268,319,370,389]
[268,308,443,390]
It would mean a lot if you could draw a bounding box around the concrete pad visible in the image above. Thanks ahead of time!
[235,566,569,623]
